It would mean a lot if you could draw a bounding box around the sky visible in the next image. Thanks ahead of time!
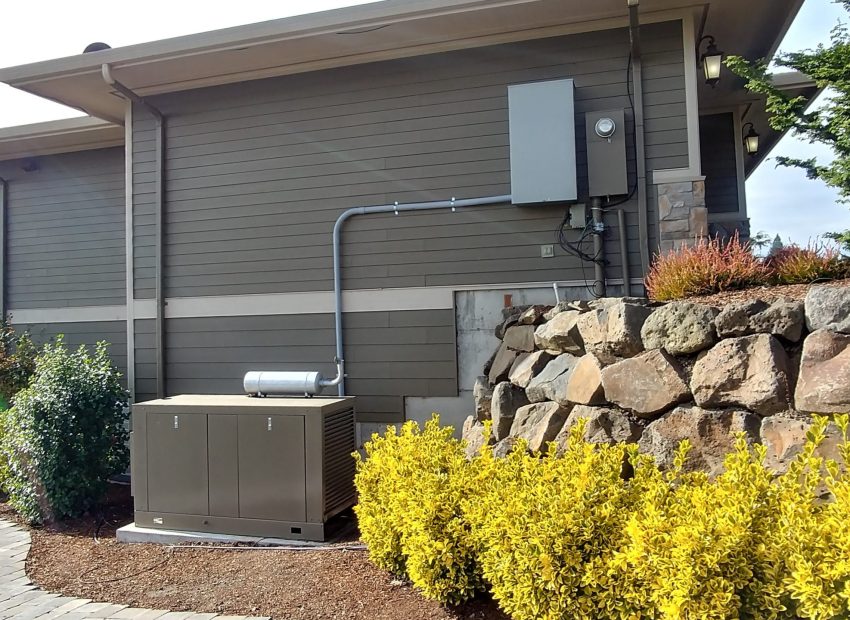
[746,0,850,244]
[0,0,846,243]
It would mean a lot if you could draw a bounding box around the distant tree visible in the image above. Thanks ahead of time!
[824,230,850,255]
[750,230,772,252]
[726,1,850,248]
[769,234,785,256]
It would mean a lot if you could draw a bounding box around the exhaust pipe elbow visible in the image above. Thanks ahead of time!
[319,357,345,389]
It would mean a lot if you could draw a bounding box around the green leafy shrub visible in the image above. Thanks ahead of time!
[354,417,483,604]
[645,233,769,301]
[355,415,850,619]
[2,337,129,523]
[0,324,39,493]
[767,243,849,284]
[0,323,38,404]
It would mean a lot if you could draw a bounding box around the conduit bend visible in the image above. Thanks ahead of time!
[331,195,512,396]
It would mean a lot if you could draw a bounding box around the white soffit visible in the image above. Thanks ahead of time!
[0,117,124,162]
[0,0,738,122]
[0,0,802,125]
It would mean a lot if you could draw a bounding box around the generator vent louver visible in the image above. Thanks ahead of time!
[323,407,357,519]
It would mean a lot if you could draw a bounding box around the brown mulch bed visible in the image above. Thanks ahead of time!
[7,486,507,620]
[685,278,850,306]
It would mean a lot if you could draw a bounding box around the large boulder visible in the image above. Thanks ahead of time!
[488,340,518,385]
[576,301,652,364]
[462,415,493,459]
[492,436,520,459]
[482,345,499,376]
[795,329,850,414]
[601,350,691,418]
[534,310,584,355]
[544,300,590,321]
[555,404,642,449]
[509,350,553,388]
[473,376,493,421]
[510,402,571,452]
[565,354,606,405]
[495,306,527,340]
[690,334,791,416]
[640,302,718,355]
[517,305,552,326]
[638,405,761,476]
[503,324,536,352]
[491,381,530,441]
[588,297,651,310]
[805,285,850,334]
[715,298,806,342]
[525,354,581,405]
[760,414,846,476]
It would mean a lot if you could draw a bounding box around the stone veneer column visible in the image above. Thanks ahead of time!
[657,179,707,252]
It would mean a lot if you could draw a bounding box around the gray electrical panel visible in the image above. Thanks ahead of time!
[586,108,628,197]
[509,79,577,205]
[131,394,357,541]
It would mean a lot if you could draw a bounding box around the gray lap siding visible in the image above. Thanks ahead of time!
[0,147,126,309]
[2,21,689,423]
[132,20,688,300]
[133,310,456,422]
[12,321,128,386]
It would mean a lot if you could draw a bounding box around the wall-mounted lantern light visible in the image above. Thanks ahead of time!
[742,122,760,156]
[699,35,724,87]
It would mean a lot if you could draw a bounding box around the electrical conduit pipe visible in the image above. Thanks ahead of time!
[331,195,512,396]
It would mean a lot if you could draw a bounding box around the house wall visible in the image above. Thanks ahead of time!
[13,321,129,385]
[1,147,128,383]
[132,20,688,301]
[0,148,125,309]
[133,310,456,422]
[128,21,688,421]
[2,20,689,425]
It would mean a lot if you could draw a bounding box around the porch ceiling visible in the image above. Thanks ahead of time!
[0,0,801,125]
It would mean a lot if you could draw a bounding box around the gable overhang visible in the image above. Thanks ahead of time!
[0,0,802,125]
[0,117,124,162]
[742,71,821,178]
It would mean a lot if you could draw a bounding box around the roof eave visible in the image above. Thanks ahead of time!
[0,0,519,87]
[0,117,124,162]
[745,71,820,178]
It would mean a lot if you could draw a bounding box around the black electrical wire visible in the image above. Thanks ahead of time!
[603,51,639,208]
[557,218,605,298]
[554,48,640,298]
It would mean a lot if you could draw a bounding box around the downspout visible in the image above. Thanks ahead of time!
[590,197,606,297]
[627,0,651,278]
[331,194,512,396]
[0,176,6,323]
[101,64,167,399]
[617,209,631,296]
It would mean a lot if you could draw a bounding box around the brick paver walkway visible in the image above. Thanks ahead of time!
[0,518,269,620]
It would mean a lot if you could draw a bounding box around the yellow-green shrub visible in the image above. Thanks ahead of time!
[773,417,850,618]
[354,415,850,619]
[353,416,483,604]
[612,439,787,619]
[464,424,655,620]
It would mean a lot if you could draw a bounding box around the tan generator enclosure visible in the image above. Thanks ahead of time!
[131,395,357,541]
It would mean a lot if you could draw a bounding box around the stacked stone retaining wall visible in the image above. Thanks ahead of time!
[463,285,850,475]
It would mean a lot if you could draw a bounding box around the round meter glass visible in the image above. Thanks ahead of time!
[595,117,616,139]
